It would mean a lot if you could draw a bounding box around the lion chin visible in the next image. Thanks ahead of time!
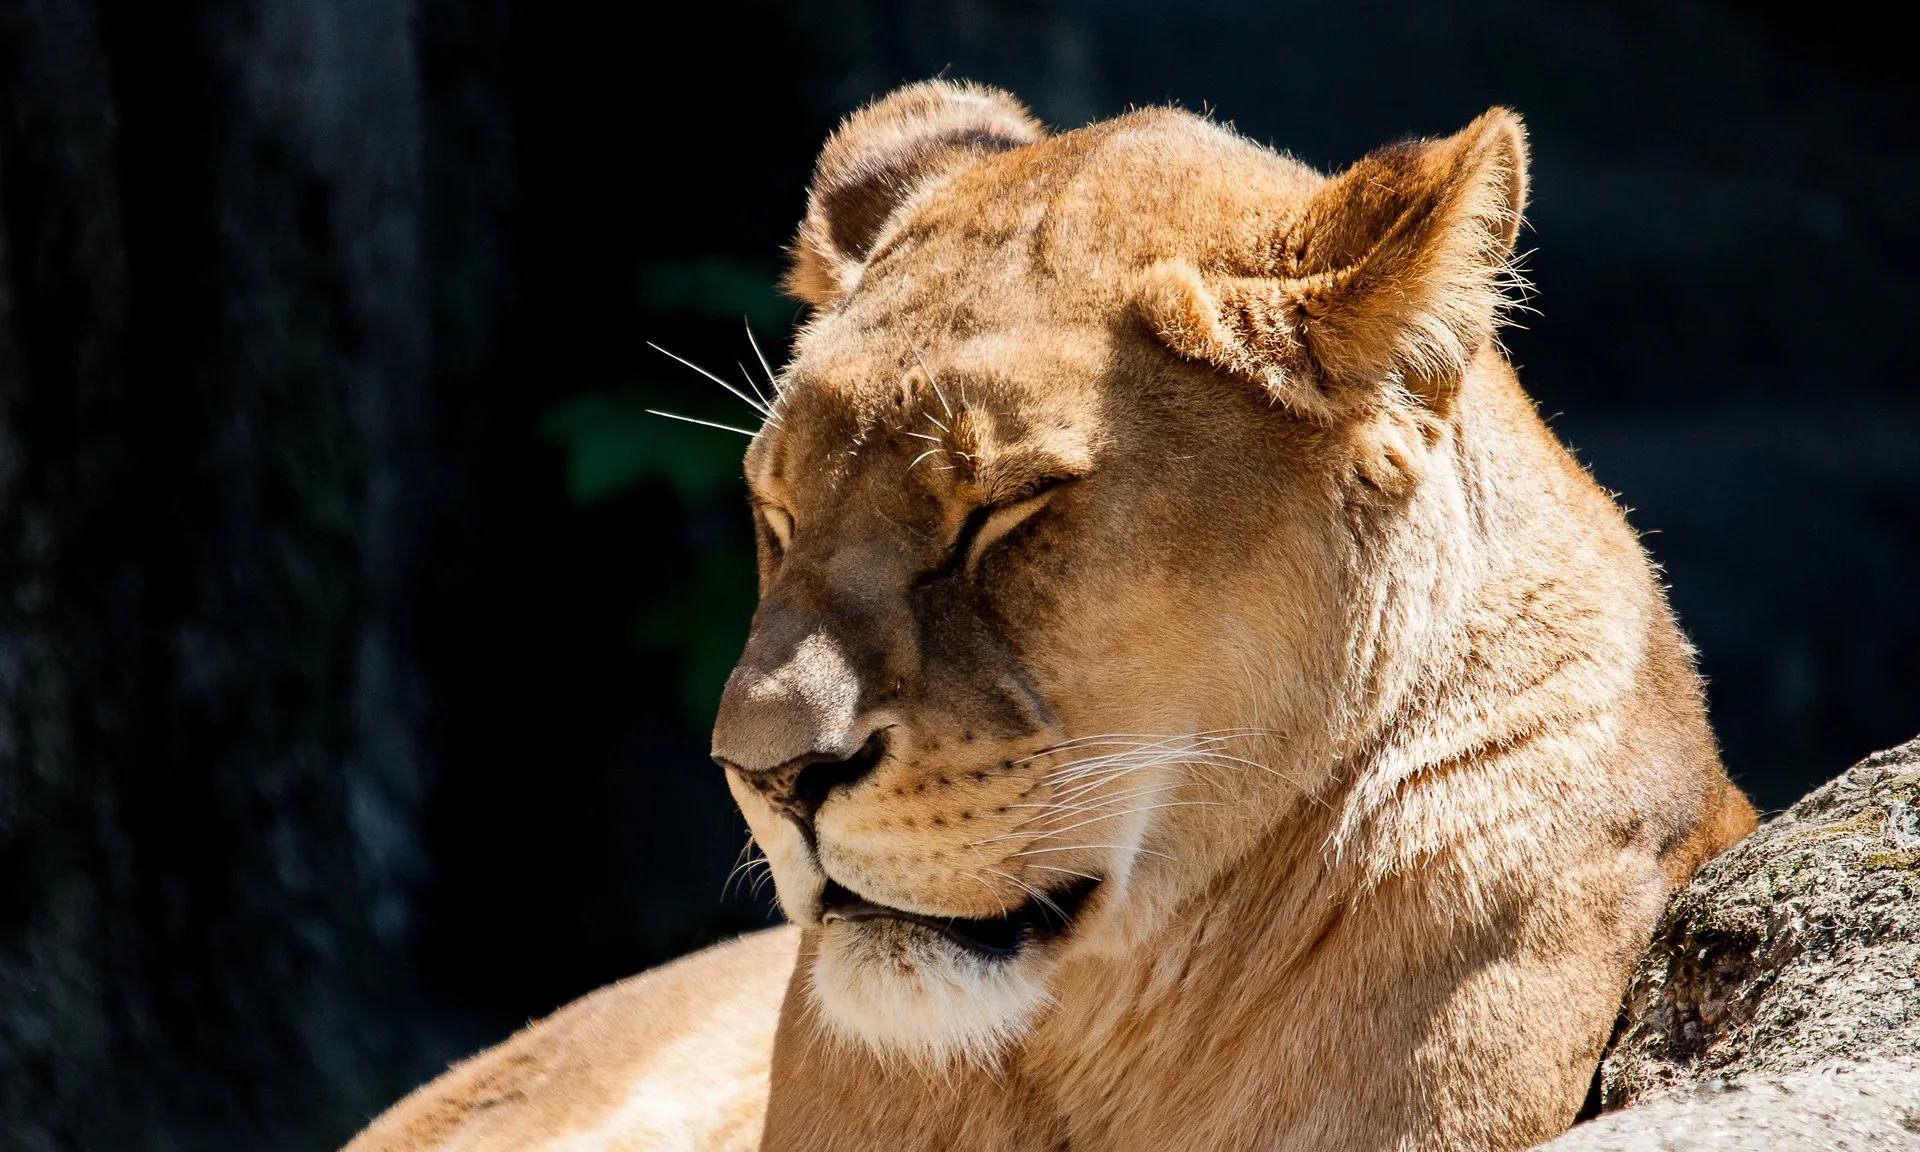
[808,914,1057,1068]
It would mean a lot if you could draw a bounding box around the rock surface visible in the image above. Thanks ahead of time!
[1536,1062,1920,1151]
[1536,737,1920,1149]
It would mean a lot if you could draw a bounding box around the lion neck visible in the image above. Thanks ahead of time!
[1017,350,1656,1111]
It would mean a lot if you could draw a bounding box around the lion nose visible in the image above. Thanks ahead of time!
[716,730,888,829]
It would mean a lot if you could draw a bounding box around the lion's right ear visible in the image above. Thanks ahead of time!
[1137,108,1528,422]
[785,81,1045,310]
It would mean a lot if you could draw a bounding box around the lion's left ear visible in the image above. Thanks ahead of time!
[1137,108,1528,421]
[786,81,1046,310]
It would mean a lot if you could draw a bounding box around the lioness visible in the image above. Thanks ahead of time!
[349,83,1756,1151]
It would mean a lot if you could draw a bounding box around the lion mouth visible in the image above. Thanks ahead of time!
[818,876,1101,959]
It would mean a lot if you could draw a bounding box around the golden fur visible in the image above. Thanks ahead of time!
[344,925,799,1151]
[348,82,1755,1151]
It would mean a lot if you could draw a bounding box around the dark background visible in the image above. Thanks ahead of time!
[1,1,1913,1148]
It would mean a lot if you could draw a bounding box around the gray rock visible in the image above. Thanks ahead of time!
[1535,1062,1920,1151]
[1537,737,1920,1149]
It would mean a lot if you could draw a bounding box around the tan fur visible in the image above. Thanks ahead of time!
[348,83,1754,1151]
[344,926,798,1152]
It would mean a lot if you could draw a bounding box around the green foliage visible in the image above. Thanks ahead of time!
[540,388,745,505]
[540,257,788,724]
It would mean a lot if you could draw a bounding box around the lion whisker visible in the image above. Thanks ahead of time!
[1005,788,1181,820]
[1046,768,1163,807]
[1013,801,1226,842]
[1020,730,1275,768]
[1045,750,1206,796]
[748,861,775,900]
[1009,843,1174,862]
[983,867,1066,922]
[1047,767,1186,808]
[1019,738,1198,766]
[1024,778,1191,811]
[743,320,781,395]
[964,872,1016,918]
[1023,864,1102,882]
[648,340,779,423]
[998,768,1159,833]
[737,361,774,411]
[722,835,766,900]
[645,408,757,437]
[1038,736,1317,796]
[1041,740,1217,774]
[1166,750,1327,801]
[1019,728,1282,762]
[1053,746,1241,780]
[1059,727,1280,744]
[726,852,773,901]
[911,345,954,419]
[1015,784,1191,826]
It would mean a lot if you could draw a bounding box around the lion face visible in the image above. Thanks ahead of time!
[711,83,1527,1064]
[715,324,1335,1063]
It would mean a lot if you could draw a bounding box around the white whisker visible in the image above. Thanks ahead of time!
[1037,740,1212,761]
[1015,783,1189,823]
[912,345,953,418]
[721,836,761,900]
[1017,729,1273,765]
[1044,749,1199,789]
[1046,760,1163,795]
[648,341,776,421]
[724,847,774,902]
[1010,843,1174,862]
[965,872,1015,918]
[737,361,773,410]
[983,868,1065,921]
[1046,761,1186,804]
[1020,801,1226,840]
[646,408,756,437]
[1024,864,1102,882]
[1040,726,1279,747]
[975,794,1222,847]
[744,320,779,391]
[1043,746,1201,775]
[1034,732,1312,796]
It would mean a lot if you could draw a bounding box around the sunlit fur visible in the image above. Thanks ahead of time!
[808,916,1057,1069]
[345,82,1757,1152]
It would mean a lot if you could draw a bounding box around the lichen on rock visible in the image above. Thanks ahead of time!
[1603,736,1920,1103]
[1534,736,1920,1149]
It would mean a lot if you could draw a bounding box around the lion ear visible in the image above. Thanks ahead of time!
[785,81,1045,310]
[1138,108,1528,420]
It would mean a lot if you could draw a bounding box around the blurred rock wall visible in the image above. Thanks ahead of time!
[0,0,502,1146]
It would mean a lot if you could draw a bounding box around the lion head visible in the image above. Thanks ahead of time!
[710,81,1534,1065]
